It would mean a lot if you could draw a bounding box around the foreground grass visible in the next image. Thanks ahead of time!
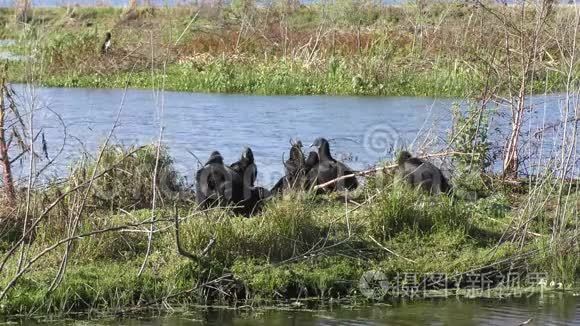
[1,3,575,97]
[1,175,577,316]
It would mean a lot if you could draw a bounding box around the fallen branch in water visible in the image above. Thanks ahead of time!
[314,151,470,190]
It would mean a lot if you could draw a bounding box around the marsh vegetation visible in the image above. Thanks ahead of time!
[0,1,578,96]
[0,0,578,319]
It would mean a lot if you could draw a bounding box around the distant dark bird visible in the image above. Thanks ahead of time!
[101,32,111,54]
[230,147,257,188]
[397,151,451,194]
[229,146,272,216]
[309,137,358,192]
[270,178,283,194]
[195,151,227,208]
[195,151,243,209]
[41,132,49,160]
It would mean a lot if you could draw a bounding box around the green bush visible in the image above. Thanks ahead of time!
[68,144,182,211]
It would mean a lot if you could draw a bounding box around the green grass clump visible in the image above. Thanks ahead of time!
[2,262,165,315]
[68,144,183,211]
[365,182,468,240]
[232,256,366,299]
[167,193,324,265]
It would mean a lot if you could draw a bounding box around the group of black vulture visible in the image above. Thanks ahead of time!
[195,137,450,217]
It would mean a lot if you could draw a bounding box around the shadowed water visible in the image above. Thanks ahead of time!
[8,85,578,187]
[10,294,580,325]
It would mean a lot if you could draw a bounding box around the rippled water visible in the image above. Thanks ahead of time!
[11,294,580,325]
[10,85,449,186]
[9,85,578,187]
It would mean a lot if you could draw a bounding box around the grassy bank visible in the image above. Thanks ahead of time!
[0,2,576,96]
[32,57,477,97]
[0,144,578,316]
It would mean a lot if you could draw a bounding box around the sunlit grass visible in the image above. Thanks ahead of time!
[2,168,575,315]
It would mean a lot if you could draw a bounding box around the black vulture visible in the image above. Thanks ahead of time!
[228,147,273,216]
[230,147,257,188]
[271,140,303,193]
[305,151,319,170]
[236,186,271,217]
[271,140,317,194]
[196,149,268,217]
[309,138,358,191]
[304,151,319,190]
[195,151,244,209]
[195,151,227,208]
[270,175,285,195]
[284,140,306,178]
[101,32,111,54]
[397,151,451,194]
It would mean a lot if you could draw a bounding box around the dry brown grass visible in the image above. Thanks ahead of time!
[8,2,576,92]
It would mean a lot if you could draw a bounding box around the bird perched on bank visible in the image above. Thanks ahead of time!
[304,150,319,171]
[230,147,257,188]
[271,140,324,194]
[284,140,306,178]
[101,32,112,54]
[195,151,243,209]
[303,150,319,190]
[271,140,307,194]
[229,147,272,216]
[196,149,269,217]
[309,137,358,192]
[396,151,451,194]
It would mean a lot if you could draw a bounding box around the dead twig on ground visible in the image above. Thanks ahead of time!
[314,151,472,190]
[368,235,416,263]
[174,206,215,263]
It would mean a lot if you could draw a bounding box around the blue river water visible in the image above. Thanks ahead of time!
[6,85,578,187]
